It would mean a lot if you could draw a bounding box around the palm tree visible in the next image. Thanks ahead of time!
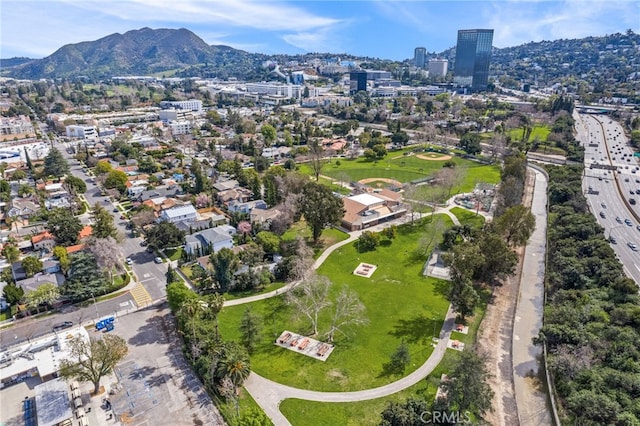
[180,298,203,343]
[204,293,225,341]
[216,346,251,390]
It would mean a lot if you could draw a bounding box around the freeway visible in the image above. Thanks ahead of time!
[579,113,640,284]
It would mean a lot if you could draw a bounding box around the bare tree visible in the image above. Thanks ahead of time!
[308,139,324,181]
[131,209,156,228]
[417,215,448,257]
[288,237,314,281]
[286,274,332,336]
[325,286,368,343]
[435,167,467,198]
[86,237,121,284]
[487,133,507,164]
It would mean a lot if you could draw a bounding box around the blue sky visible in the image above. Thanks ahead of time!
[2,0,638,60]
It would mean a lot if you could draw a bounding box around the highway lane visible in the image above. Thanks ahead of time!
[580,113,640,284]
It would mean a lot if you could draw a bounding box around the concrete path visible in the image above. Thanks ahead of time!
[512,169,552,426]
[229,197,484,424]
[245,305,457,426]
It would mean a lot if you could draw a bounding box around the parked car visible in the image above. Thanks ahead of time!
[140,240,148,246]
[112,208,119,213]
[154,257,163,264]
[126,257,133,265]
[52,321,74,332]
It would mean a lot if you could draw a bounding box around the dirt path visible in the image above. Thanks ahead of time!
[477,168,536,426]
[358,177,403,187]
[415,154,453,161]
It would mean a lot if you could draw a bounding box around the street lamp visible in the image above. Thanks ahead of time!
[606,224,626,240]
[90,291,99,319]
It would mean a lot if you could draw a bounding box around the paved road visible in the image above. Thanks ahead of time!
[512,168,551,426]
[579,113,640,284]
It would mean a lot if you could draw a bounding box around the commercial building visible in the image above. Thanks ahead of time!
[428,59,449,77]
[65,125,97,139]
[414,47,427,68]
[453,29,494,91]
[159,99,203,113]
[349,70,368,94]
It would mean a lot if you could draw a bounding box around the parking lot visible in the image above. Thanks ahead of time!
[1,304,224,426]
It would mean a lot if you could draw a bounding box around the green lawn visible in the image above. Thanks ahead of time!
[279,295,488,426]
[282,223,350,258]
[217,387,274,426]
[300,156,500,192]
[449,207,486,229]
[507,125,551,143]
[222,280,287,301]
[218,215,453,392]
[165,247,184,261]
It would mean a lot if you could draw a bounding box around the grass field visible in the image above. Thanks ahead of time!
[507,125,551,143]
[300,155,500,193]
[282,222,350,257]
[217,215,453,392]
[449,207,486,229]
[279,295,488,426]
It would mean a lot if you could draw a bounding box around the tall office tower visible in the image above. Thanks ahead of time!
[428,59,448,77]
[453,29,494,91]
[349,70,368,94]
[414,47,427,68]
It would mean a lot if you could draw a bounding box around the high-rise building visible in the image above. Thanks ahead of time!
[453,29,494,91]
[428,59,448,77]
[349,70,368,94]
[414,47,427,68]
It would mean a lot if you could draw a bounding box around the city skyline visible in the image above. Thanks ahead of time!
[1,0,638,61]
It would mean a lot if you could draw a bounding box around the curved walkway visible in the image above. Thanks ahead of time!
[245,305,456,426]
[225,197,480,425]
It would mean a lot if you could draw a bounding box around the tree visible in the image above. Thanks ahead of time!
[104,170,128,193]
[21,256,43,277]
[476,232,518,283]
[255,231,281,255]
[209,248,240,292]
[286,274,332,336]
[53,246,70,273]
[380,398,429,426]
[494,205,536,247]
[447,277,479,320]
[1,243,20,264]
[24,283,59,313]
[59,334,128,394]
[3,282,24,307]
[434,166,466,198]
[308,139,324,181]
[325,286,368,343]
[357,231,380,252]
[389,341,411,373]
[94,161,113,175]
[299,182,345,243]
[86,237,121,284]
[382,225,397,240]
[17,184,34,197]
[146,221,185,248]
[458,132,482,155]
[214,343,251,390]
[62,253,108,302]
[260,123,277,147]
[239,308,261,354]
[91,203,119,240]
[166,264,178,285]
[444,242,484,283]
[47,208,83,246]
[180,298,203,344]
[131,208,156,228]
[437,350,494,420]
[166,282,198,312]
[43,148,69,178]
[64,175,87,195]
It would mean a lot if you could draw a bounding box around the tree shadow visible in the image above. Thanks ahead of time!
[432,279,450,298]
[377,361,405,378]
[379,240,392,247]
[127,314,169,346]
[389,314,432,344]
[128,365,156,381]
[145,373,171,388]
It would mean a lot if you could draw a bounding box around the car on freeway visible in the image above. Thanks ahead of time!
[631,199,637,205]
[52,321,74,332]
[610,236,618,244]
[626,219,633,226]
[616,216,623,223]
[154,257,163,264]
[601,202,607,208]
[628,242,638,251]
[600,211,606,218]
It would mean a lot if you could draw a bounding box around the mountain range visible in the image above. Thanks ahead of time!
[0,27,267,80]
[1,27,638,87]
